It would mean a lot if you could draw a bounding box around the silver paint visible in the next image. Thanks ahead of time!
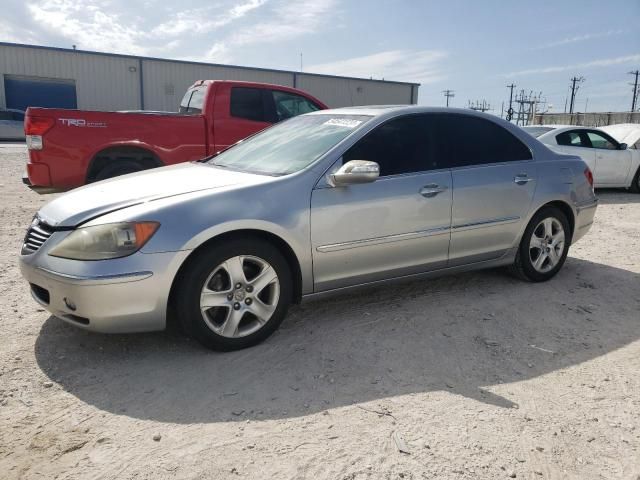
[19,106,598,333]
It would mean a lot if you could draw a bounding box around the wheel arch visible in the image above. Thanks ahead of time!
[86,145,163,183]
[167,229,304,320]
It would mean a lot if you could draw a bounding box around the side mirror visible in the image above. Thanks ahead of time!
[619,143,628,150]
[330,160,380,186]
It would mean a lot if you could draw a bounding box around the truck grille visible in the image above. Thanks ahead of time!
[23,218,55,253]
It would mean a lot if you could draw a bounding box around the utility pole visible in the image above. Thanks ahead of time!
[568,76,585,114]
[442,89,455,107]
[468,99,492,112]
[629,70,639,111]
[506,83,516,121]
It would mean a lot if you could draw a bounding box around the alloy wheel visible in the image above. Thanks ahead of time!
[200,255,280,338]
[528,217,565,273]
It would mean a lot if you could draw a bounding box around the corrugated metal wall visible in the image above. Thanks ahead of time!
[0,45,141,110]
[142,59,294,112]
[0,44,418,112]
[296,74,414,107]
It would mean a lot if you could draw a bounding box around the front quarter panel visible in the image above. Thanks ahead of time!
[89,173,316,294]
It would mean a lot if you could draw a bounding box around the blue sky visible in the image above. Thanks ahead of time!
[2,0,639,113]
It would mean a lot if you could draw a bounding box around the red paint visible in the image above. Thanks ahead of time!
[24,80,327,191]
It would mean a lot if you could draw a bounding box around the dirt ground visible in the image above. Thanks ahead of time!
[0,144,638,480]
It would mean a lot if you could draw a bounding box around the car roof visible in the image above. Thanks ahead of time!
[307,105,509,118]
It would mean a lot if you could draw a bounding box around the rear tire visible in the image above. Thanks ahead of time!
[94,160,143,181]
[175,238,292,351]
[629,167,640,193]
[511,206,571,282]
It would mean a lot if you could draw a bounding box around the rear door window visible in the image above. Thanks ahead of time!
[556,130,591,147]
[230,87,267,122]
[438,114,532,167]
[271,90,321,121]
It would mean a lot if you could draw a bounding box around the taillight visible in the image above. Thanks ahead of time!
[584,167,594,188]
[25,115,55,135]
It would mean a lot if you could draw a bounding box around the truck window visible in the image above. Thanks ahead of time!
[230,87,266,122]
[271,90,320,121]
[179,86,206,115]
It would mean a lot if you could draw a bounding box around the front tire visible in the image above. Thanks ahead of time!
[175,238,292,351]
[511,206,571,282]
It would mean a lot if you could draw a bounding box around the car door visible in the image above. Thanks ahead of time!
[552,130,596,173]
[310,114,452,292]
[586,130,632,185]
[438,113,537,266]
[214,86,273,151]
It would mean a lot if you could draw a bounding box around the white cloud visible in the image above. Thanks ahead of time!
[308,50,448,84]
[151,0,268,37]
[504,54,640,77]
[534,29,625,49]
[203,0,338,62]
[28,0,149,54]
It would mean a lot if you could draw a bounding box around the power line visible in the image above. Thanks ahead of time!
[442,89,455,107]
[629,70,639,112]
[568,76,585,114]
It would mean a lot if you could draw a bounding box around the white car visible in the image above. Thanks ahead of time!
[523,125,640,192]
[0,109,25,141]
[600,123,640,151]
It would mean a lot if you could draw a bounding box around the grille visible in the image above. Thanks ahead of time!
[23,218,55,253]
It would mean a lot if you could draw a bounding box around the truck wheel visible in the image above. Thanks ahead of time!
[94,160,143,181]
[175,238,293,351]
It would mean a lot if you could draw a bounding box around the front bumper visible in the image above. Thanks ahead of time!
[19,248,191,333]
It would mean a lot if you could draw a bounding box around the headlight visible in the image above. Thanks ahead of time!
[48,222,160,260]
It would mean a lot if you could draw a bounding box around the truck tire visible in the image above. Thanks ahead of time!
[94,160,143,181]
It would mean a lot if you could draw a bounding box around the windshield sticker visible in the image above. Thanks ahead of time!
[323,118,363,129]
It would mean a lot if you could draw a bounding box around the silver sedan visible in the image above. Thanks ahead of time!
[19,106,598,350]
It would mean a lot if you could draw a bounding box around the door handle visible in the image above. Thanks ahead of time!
[420,184,448,198]
[514,174,533,185]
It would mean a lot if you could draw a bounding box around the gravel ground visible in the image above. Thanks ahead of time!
[0,144,639,480]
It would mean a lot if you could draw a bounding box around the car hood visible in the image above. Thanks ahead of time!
[38,162,270,228]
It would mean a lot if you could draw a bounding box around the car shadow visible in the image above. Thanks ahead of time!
[34,257,640,424]
[595,189,640,205]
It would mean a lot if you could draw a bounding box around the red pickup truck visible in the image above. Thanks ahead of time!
[23,80,327,193]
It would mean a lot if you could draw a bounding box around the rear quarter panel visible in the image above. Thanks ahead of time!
[28,108,207,189]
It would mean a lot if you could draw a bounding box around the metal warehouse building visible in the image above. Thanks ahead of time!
[0,42,419,113]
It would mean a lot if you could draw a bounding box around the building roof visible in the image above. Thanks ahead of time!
[0,42,421,87]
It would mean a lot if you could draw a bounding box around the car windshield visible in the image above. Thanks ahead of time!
[522,126,555,138]
[207,114,371,175]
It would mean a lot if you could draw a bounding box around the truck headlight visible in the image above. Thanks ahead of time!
[48,222,160,260]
